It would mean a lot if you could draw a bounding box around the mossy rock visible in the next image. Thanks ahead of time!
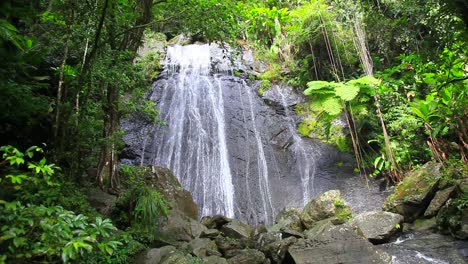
[384,162,441,222]
[300,190,352,229]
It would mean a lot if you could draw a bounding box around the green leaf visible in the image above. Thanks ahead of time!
[334,83,359,101]
[322,97,342,116]
[304,81,336,96]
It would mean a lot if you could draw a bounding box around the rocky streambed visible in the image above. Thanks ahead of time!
[119,165,468,264]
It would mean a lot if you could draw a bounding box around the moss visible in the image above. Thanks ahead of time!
[333,199,352,222]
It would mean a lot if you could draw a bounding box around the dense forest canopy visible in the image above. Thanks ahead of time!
[0,0,467,263]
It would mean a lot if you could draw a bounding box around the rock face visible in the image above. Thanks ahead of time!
[286,225,392,264]
[122,44,386,226]
[347,211,404,244]
[300,190,352,229]
[384,162,441,222]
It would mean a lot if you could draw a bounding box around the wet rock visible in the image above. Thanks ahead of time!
[133,246,177,264]
[257,232,296,264]
[347,211,404,244]
[303,218,335,239]
[459,209,468,239]
[87,188,116,216]
[378,232,468,264]
[159,210,204,242]
[221,219,254,240]
[145,166,198,220]
[273,208,303,233]
[215,236,254,256]
[200,229,221,239]
[437,199,464,237]
[167,34,192,45]
[280,229,304,239]
[424,186,457,217]
[286,225,392,264]
[202,215,232,229]
[254,224,268,238]
[403,217,437,232]
[226,249,266,264]
[160,251,192,264]
[300,190,352,229]
[384,162,441,222]
[203,256,229,264]
[188,238,220,258]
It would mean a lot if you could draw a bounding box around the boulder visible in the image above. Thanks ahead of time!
[458,208,468,239]
[257,232,296,264]
[300,190,352,229]
[187,238,220,258]
[202,215,232,229]
[200,229,221,239]
[226,249,266,264]
[403,217,437,232]
[384,162,441,222]
[159,210,206,242]
[146,166,198,220]
[221,219,254,239]
[424,186,457,217]
[274,208,304,233]
[133,246,177,264]
[203,256,229,264]
[347,211,404,244]
[160,251,192,264]
[286,225,392,264]
[215,236,254,256]
[87,188,116,216]
[303,219,335,240]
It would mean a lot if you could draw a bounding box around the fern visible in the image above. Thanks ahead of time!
[304,80,336,95]
[322,97,342,116]
[334,83,359,101]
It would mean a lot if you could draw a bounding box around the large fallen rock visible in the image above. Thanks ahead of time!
[215,236,254,256]
[187,238,221,258]
[347,211,404,244]
[384,162,441,222]
[270,208,303,233]
[256,232,297,264]
[87,187,116,216]
[226,249,266,264]
[145,166,198,220]
[203,256,229,264]
[300,190,352,229]
[159,210,207,243]
[424,186,457,217]
[202,215,232,229]
[286,225,392,264]
[133,246,180,264]
[221,219,254,240]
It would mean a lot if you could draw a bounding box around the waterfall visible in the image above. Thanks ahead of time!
[274,85,317,206]
[124,43,383,225]
[147,44,235,217]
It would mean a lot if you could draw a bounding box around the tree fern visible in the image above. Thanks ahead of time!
[322,97,342,115]
[334,83,359,101]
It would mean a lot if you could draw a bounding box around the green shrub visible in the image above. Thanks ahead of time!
[0,145,123,263]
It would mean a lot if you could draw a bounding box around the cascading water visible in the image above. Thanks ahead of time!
[143,44,235,217]
[274,85,317,206]
[123,42,388,225]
